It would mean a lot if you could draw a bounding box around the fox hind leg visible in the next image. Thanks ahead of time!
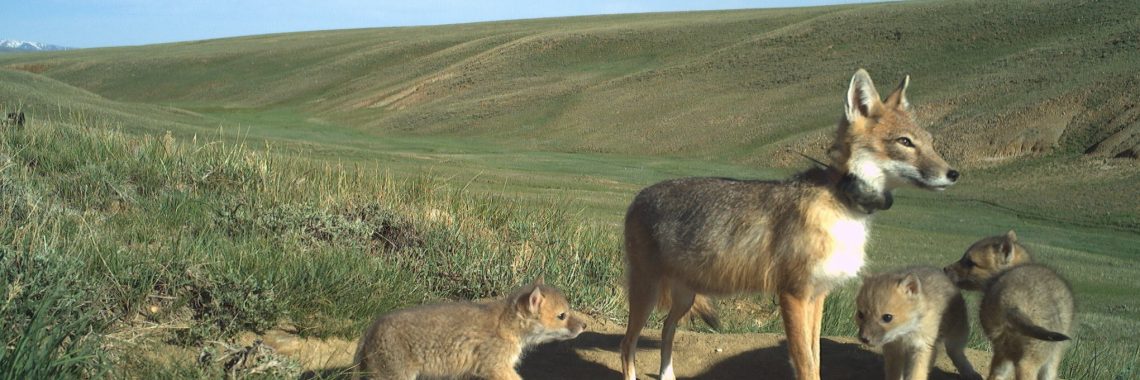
[1040,347,1065,380]
[987,350,1012,380]
[621,266,660,380]
[658,283,696,380]
[945,326,981,379]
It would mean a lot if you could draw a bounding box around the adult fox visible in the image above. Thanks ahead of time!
[620,69,959,380]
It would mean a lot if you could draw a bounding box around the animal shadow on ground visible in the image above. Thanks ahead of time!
[295,334,968,380]
[519,331,658,379]
[695,338,963,380]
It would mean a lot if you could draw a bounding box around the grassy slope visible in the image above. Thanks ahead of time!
[2,69,1136,378]
[2,0,1137,229]
[0,88,625,377]
[0,0,1137,378]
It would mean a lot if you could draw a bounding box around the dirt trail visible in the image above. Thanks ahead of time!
[254,315,990,379]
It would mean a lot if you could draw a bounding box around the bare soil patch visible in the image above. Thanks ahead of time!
[244,315,991,379]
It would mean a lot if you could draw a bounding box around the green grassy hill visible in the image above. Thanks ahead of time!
[0,0,1137,378]
[3,0,1137,229]
[0,0,1135,162]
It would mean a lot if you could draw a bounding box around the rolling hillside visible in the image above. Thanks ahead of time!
[1,0,1137,230]
[2,1,1137,158]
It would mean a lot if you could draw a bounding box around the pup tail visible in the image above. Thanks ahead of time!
[690,294,722,330]
[658,288,720,330]
[1008,308,1071,342]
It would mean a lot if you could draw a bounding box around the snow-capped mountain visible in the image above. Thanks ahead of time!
[0,39,71,52]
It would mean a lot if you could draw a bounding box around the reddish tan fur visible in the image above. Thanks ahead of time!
[621,70,959,380]
[856,267,981,380]
[354,279,586,380]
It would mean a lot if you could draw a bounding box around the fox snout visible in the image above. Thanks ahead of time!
[917,145,960,189]
[568,316,587,337]
[930,167,960,185]
[942,266,969,289]
[910,164,959,190]
[856,328,879,347]
[947,169,960,182]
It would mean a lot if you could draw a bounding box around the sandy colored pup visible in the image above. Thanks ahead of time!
[621,69,960,380]
[943,230,1032,291]
[979,264,1073,380]
[944,231,1074,380]
[855,267,981,380]
[354,279,587,380]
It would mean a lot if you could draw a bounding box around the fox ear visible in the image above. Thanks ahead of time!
[883,75,910,111]
[525,285,544,314]
[899,273,921,296]
[846,69,884,123]
[999,230,1018,263]
[1000,243,1014,263]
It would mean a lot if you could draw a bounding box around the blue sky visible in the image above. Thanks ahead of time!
[4,1,877,48]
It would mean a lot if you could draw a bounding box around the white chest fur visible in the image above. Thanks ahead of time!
[814,217,868,285]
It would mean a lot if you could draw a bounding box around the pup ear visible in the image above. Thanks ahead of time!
[525,285,544,314]
[899,273,921,297]
[846,69,884,123]
[883,75,910,111]
[1000,230,1017,263]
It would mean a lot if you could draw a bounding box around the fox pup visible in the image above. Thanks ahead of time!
[622,69,960,380]
[856,267,981,380]
[944,231,1074,380]
[943,230,1032,291]
[354,279,587,380]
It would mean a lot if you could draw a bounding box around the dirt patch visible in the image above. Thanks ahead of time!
[248,315,991,379]
[5,63,50,74]
[240,330,357,372]
[1085,114,1140,159]
[974,100,1077,163]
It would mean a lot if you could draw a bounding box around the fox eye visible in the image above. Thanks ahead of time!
[856,311,865,320]
[557,312,567,321]
[896,137,915,148]
[881,314,894,323]
[961,258,975,268]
